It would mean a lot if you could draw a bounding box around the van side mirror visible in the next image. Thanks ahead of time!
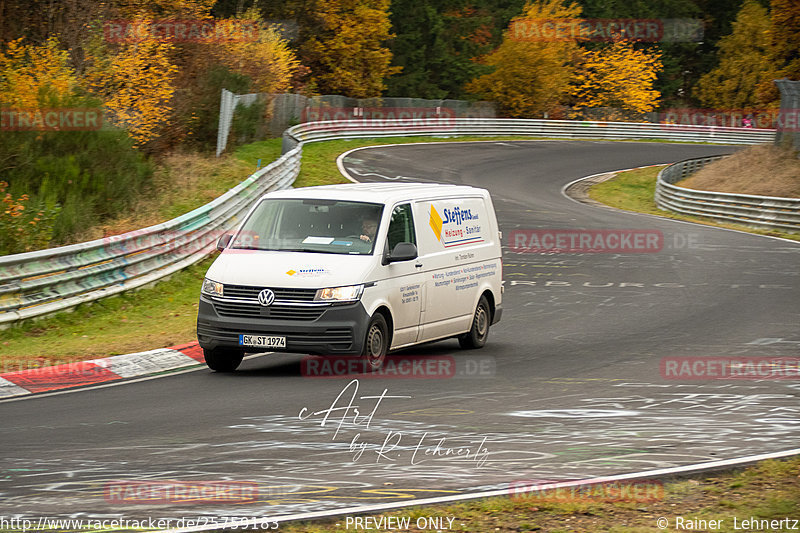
[385,242,417,264]
[217,233,233,252]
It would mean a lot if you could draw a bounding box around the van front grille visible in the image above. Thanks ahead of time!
[214,301,325,321]
[223,285,317,302]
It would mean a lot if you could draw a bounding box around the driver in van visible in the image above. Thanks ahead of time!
[359,217,378,242]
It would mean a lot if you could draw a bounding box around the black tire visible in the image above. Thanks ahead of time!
[459,295,491,349]
[361,313,389,371]
[204,347,244,372]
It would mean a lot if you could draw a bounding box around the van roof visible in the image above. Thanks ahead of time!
[262,182,488,204]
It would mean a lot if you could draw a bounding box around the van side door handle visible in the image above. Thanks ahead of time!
[415,262,423,268]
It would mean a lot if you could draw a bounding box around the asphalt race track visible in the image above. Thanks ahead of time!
[1,140,799,524]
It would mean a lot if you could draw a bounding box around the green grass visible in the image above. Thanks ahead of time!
[233,138,284,170]
[588,166,800,242]
[160,139,284,220]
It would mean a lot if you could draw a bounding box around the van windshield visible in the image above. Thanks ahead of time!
[231,199,384,255]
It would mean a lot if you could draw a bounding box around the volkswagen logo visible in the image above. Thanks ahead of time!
[257,289,275,306]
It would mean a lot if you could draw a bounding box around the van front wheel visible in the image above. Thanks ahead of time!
[361,313,389,371]
[204,347,244,372]
[459,296,490,349]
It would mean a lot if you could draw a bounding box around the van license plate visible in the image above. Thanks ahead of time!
[239,335,286,348]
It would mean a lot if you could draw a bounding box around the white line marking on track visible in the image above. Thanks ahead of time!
[166,447,800,533]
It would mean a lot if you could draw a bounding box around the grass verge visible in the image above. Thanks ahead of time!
[75,139,283,241]
[273,457,800,532]
[680,144,800,198]
[588,166,800,242]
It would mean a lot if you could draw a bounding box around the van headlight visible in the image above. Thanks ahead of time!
[202,278,224,297]
[314,284,364,303]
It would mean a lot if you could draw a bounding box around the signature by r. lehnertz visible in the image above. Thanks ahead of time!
[298,379,489,467]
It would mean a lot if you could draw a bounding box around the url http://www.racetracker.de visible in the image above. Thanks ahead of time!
[0,515,280,531]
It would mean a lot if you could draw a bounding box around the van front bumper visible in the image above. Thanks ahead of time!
[196,296,370,355]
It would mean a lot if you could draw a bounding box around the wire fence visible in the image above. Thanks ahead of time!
[218,92,497,156]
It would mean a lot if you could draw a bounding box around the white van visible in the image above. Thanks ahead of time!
[197,183,503,372]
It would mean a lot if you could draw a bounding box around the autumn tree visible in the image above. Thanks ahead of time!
[85,32,178,146]
[768,0,800,80]
[0,38,78,108]
[571,41,662,119]
[756,0,800,104]
[211,9,300,94]
[579,0,703,106]
[694,0,777,110]
[0,1,113,73]
[466,0,582,118]
[298,0,400,97]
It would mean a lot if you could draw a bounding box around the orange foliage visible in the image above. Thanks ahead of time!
[85,32,178,145]
[212,10,301,95]
[302,0,400,97]
[571,41,662,116]
[0,38,78,108]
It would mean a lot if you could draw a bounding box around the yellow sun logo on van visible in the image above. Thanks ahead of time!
[429,206,443,241]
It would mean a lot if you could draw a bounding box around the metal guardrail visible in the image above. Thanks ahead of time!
[282,118,775,153]
[0,148,300,326]
[0,119,778,326]
[655,156,800,231]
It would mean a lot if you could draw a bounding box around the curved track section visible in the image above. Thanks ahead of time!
[1,141,798,523]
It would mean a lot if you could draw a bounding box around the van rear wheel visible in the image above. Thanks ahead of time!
[459,295,490,349]
[361,313,388,371]
[204,347,244,372]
